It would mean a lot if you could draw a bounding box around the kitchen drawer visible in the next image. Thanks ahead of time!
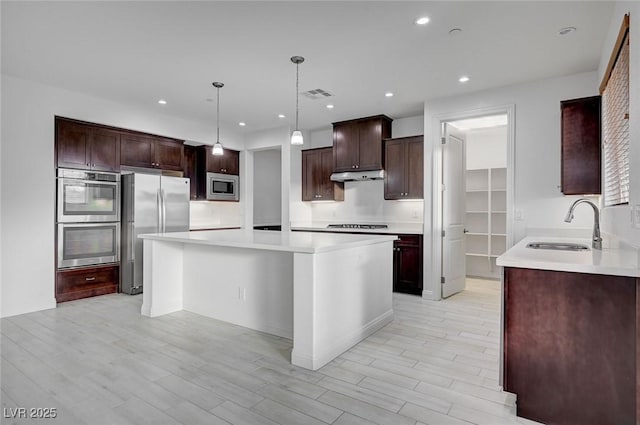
[56,264,119,303]
[395,234,422,246]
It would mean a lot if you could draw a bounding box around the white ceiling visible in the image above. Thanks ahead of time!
[1,1,613,133]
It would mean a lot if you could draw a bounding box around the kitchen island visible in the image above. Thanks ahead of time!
[139,229,396,370]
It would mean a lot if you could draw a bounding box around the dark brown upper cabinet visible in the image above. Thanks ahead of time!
[56,118,120,172]
[302,147,344,202]
[183,145,199,200]
[190,145,240,199]
[384,136,424,200]
[333,115,392,172]
[204,147,240,175]
[120,133,184,171]
[561,96,601,195]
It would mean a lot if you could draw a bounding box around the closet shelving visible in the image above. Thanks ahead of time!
[465,167,507,279]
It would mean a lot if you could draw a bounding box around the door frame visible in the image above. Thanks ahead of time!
[427,104,515,300]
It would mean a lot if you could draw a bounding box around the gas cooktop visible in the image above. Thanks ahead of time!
[326,224,388,229]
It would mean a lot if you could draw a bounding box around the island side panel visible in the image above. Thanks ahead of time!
[182,244,294,339]
[504,267,636,425]
[292,241,394,370]
[141,239,184,317]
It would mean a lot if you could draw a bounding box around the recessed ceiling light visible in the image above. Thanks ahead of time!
[559,26,576,36]
[278,114,286,118]
[326,104,334,109]
[415,16,430,25]
[238,122,246,127]
[158,99,167,105]
[385,92,394,97]
[458,76,470,83]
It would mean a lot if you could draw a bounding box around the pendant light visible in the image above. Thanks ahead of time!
[290,56,305,145]
[212,81,224,156]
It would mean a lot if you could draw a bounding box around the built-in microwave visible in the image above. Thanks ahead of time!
[57,222,120,269]
[57,168,120,222]
[206,172,239,201]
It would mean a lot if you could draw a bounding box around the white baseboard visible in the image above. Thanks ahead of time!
[421,288,436,300]
[292,309,394,371]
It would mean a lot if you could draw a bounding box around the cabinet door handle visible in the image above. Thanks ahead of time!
[85,276,96,281]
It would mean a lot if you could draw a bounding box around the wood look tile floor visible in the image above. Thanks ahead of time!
[1,279,543,425]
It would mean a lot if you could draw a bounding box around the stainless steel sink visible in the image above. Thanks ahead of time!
[526,242,589,251]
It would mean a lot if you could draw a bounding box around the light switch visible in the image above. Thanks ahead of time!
[515,209,524,221]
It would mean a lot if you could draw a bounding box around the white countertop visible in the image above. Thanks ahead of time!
[291,222,423,235]
[190,224,242,231]
[496,236,640,277]
[140,229,397,254]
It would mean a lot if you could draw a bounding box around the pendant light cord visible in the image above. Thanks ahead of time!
[216,86,220,143]
[295,62,299,131]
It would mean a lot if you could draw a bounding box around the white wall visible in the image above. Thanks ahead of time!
[189,202,242,229]
[465,126,508,170]
[423,71,599,299]
[597,2,640,248]
[304,115,425,224]
[253,149,282,226]
[243,126,310,230]
[0,74,243,318]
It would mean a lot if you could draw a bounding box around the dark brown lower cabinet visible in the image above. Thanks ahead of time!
[393,234,423,295]
[504,267,637,425]
[56,264,119,303]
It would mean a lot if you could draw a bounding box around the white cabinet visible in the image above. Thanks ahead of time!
[465,167,507,279]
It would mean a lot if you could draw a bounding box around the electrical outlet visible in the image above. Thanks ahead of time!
[238,287,246,300]
[632,205,640,229]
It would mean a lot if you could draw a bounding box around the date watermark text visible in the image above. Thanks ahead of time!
[3,407,57,419]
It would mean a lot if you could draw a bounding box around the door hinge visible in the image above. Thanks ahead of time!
[441,276,446,284]
[441,183,446,191]
[441,230,446,237]
[441,137,446,145]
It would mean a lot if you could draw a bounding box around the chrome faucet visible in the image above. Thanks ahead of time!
[564,198,602,250]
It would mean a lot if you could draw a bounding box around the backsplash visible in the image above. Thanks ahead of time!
[190,201,242,229]
[310,180,424,223]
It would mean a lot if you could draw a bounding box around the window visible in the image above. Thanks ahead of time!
[601,14,630,207]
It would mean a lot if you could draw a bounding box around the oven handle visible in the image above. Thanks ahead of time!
[60,178,119,187]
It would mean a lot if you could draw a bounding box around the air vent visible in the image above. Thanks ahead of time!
[302,88,333,100]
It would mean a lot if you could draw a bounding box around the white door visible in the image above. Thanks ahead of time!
[442,124,466,298]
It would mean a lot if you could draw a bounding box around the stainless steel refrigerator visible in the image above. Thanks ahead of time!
[121,172,190,295]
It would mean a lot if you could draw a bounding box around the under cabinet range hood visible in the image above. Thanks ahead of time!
[330,170,385,182]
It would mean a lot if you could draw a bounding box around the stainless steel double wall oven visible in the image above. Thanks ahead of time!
[56,168,120,269]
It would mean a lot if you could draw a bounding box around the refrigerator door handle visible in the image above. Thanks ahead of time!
[161,188,167,233]
[157,188,162,233]
[130,223,135,260]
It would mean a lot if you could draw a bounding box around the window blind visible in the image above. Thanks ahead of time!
[602,16,630,207]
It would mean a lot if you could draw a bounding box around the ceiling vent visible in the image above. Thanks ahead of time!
[302,88,333,100]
